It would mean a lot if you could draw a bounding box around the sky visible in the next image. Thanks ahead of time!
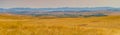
[0,0,120,8]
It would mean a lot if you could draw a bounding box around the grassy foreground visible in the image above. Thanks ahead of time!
[0,15,120,35]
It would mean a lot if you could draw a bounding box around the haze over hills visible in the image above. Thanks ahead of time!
[0,7,120,12]
[0,7,120,17]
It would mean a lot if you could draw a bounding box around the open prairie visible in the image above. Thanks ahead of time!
[0,14,120,35]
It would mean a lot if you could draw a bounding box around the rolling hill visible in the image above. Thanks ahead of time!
[0,7,120,35]
[0,14,119,35]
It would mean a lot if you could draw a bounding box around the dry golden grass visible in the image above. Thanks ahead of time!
[0,15,120,35]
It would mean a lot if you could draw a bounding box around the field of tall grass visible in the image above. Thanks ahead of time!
[0,15,120,35]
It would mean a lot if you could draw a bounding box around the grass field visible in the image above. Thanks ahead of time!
[0,15,120,35]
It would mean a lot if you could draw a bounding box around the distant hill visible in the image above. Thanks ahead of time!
[0,7,120,12]
[0,7,120,17]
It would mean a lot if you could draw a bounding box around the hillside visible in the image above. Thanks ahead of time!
[0,15,120,35]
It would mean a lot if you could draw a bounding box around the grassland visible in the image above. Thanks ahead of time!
[0,14,120,35]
